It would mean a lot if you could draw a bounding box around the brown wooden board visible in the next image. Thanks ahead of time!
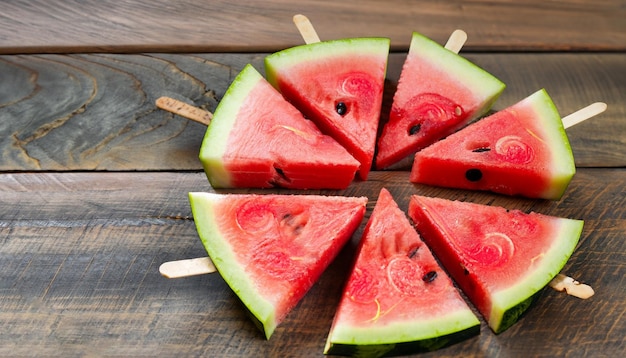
[0,171,624,356]
[0,0,625,54]
[1,53,624,171]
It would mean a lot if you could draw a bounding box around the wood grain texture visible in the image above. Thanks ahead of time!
[0,170,624,357]
[0,53,259,170]
[0,0,625,54]
[1,52,624,171]
[1,2,624,356]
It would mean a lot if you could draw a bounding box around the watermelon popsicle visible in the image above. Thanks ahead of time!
[157,64,360,190]
[375,31,506,170]
[409,89,606,199]
[265,15,390,181]
[408,195,584,333]
[187,192,368,339]
[325,189,479,356]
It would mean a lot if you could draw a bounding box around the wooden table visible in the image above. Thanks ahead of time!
[1,1,624,357]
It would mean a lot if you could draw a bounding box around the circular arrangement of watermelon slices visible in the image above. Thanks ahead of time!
[175,22,594,357]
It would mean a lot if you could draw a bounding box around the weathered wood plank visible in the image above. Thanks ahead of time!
[0,0,624,54]
[0,170,624,356]
[1,169,625,221]
[1,52,624,171]
[0,53,257,170]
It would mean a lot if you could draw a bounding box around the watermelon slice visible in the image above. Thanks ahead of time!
[408,195,584,333]
[199,64,359,190]
[324,189,479,356]
[265,37,390,180]
[188,192,367,339]
[410,89,576,199]
[375,31,505,170]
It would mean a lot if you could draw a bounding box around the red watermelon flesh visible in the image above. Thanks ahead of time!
[265,38,390,180]
[408,195,583,333]
[188,192,367,339]
[376,32,505,170]
[199,64,359,190]
[324,189,479,356]
[410,89,576,199]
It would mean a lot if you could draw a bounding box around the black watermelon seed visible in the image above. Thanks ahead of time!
[422,270,438,283]
[273,166,291,183]
[461,264,470,275]
[336,102,347,116]
[293,224,304,235]
[465,168,483,182]
[408,246,419,259]
[409,124,421,136]
[472,147,491,153]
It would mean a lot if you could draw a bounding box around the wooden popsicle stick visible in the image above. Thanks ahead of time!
[444,29,468,54]
[156,96,213,126]
[562,101,607,129]
[548,273,595,299]
[159,257,217,278]
[293,14,321,44]
[160,252,598,300]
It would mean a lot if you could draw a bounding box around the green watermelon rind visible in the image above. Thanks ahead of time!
[199,64,261,188]
[324,309,480,356]
[522,89,576,199]
[407,32,506,120]
[489,217,583,333]
[264,37,390,85]
[188,191,277,338]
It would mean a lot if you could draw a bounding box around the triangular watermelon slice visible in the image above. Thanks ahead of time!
[410,89,576,199]
[408,195,583,333]
[324,189,479,356]
[265,38,390,180]
[376,31,505,170]
[199,64,359,190]
[188,192,367,339]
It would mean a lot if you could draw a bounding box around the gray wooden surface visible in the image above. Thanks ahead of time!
[0,1,624,357]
